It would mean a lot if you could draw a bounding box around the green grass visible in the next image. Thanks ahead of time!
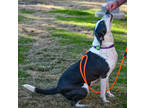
[18,70,30,78]
[52,29,92,54]
[18,45,29,64]
[52,29,91,43]
[18,9,37,78]
[18,35,35,64]
[49,8,101,29]
[50,8,127,57]
[18,35,36,78]
[56,15,127,34]
[56,16,98,28]
[50,9,127,33]
[18,15,34,22]
[19,9,35,14]
[49,9,93,16]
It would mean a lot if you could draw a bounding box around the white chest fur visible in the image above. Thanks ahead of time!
[100,32,118,73]
[89,47,118,72]
[101,48,118,72]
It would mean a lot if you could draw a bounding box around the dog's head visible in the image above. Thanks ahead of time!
[93,12,113,46]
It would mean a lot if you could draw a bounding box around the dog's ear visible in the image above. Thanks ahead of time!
[94,21,107,45]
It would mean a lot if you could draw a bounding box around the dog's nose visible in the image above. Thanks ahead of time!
[105,10,112,17]
[105,10,111,15]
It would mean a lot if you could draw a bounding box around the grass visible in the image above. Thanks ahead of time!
[50,8,127,58]
[18,34,36,78]
[56,16,126,32]
[18,35,35,64]
[18,9,36,22]
[19,9,35,14]
[51,29,92,55]
[18,3,127,108]
[49,9,93,16]
[18,15,34,22]
[18,45,29,65]
[52,29,91,44]
[18,70,30,78]
[49,8,101,29]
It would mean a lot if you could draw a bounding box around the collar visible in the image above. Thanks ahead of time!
[93,44,114,50]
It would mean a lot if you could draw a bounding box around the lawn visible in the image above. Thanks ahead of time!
[18,1,127,108]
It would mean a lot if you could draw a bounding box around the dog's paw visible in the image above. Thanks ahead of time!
[100,97,110,103]
[102,99,110,103]
[107,92,115,98]
[75,103,89,107]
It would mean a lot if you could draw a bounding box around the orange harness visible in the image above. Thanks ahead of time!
[80,48,127,94]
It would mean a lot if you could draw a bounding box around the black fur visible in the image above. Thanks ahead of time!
[35,51,110,105]
[35,88,60,95]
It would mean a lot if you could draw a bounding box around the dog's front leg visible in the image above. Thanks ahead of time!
[106,78,115,97]
[100,78,110,103]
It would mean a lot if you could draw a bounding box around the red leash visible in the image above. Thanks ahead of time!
[80,48,127,94]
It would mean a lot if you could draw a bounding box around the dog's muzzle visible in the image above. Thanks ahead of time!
[105,10,113,22]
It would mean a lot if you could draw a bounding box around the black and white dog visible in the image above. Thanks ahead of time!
[23,12,118,107]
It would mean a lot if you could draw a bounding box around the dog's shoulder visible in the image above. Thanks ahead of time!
[87,51,108,65]
[86,51,110,78]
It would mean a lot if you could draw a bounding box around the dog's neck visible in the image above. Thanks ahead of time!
[101,32,114,47]
[90,32,114,53]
